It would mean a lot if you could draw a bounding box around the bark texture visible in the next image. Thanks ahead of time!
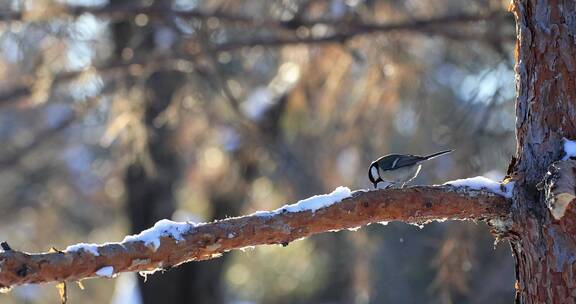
[510,0,576,302]
[0,186,509,288]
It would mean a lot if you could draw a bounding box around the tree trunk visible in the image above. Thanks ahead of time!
[510,0,576,302]
[111,6,231,302]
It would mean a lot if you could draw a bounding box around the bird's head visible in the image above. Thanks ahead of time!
[368,162,382,189]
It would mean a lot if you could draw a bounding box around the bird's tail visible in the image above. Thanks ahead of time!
[422,149,453,160]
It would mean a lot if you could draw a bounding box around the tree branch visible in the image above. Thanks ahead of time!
[0,186,510,289]
[0,10,512,106]
[0,4,509,30]
[206,11,512,52]
[0,58,149,107]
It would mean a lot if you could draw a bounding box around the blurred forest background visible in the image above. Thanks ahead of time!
[0,0,517,303]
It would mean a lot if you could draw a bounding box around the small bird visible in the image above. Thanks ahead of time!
[368,150,453,188]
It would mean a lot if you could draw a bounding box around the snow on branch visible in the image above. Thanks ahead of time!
[443,176,515,198]
[0,185,510,289]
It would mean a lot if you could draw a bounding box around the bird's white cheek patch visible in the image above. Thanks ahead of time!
[370,166,379,179]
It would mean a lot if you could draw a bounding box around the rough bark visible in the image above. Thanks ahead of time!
[509,1,576,302]
[0,186,509,288]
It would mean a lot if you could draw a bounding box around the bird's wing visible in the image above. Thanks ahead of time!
[393,155,426,168]
[376,154,425,170]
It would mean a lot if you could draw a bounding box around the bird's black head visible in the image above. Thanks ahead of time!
[368,162,382,189]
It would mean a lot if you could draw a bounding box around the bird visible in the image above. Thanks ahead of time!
[368,149,453,189]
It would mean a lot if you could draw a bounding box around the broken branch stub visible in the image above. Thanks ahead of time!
[540,159,576,220]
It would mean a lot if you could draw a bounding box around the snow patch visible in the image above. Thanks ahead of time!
[443,176,514,198]
[64,220,195,259]
[276,186,352,213]
[95,266,115,278]
[562,137,576,160]
[122,219,194,250]
[255,186,352,216]
[66,243,100,256]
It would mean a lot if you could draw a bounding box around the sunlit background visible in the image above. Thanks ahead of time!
[0,0,516,303]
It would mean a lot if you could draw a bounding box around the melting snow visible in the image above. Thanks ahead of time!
[122,219,194,250]
[255,186,352,216]
[444,176,514,198]
[66,243,100,256]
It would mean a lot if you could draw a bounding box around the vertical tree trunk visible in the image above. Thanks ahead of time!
[510,0,576,302]
[123,69,191,303]
[111,5,231,302]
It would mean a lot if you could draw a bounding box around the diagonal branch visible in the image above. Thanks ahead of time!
[0,186,510,289]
